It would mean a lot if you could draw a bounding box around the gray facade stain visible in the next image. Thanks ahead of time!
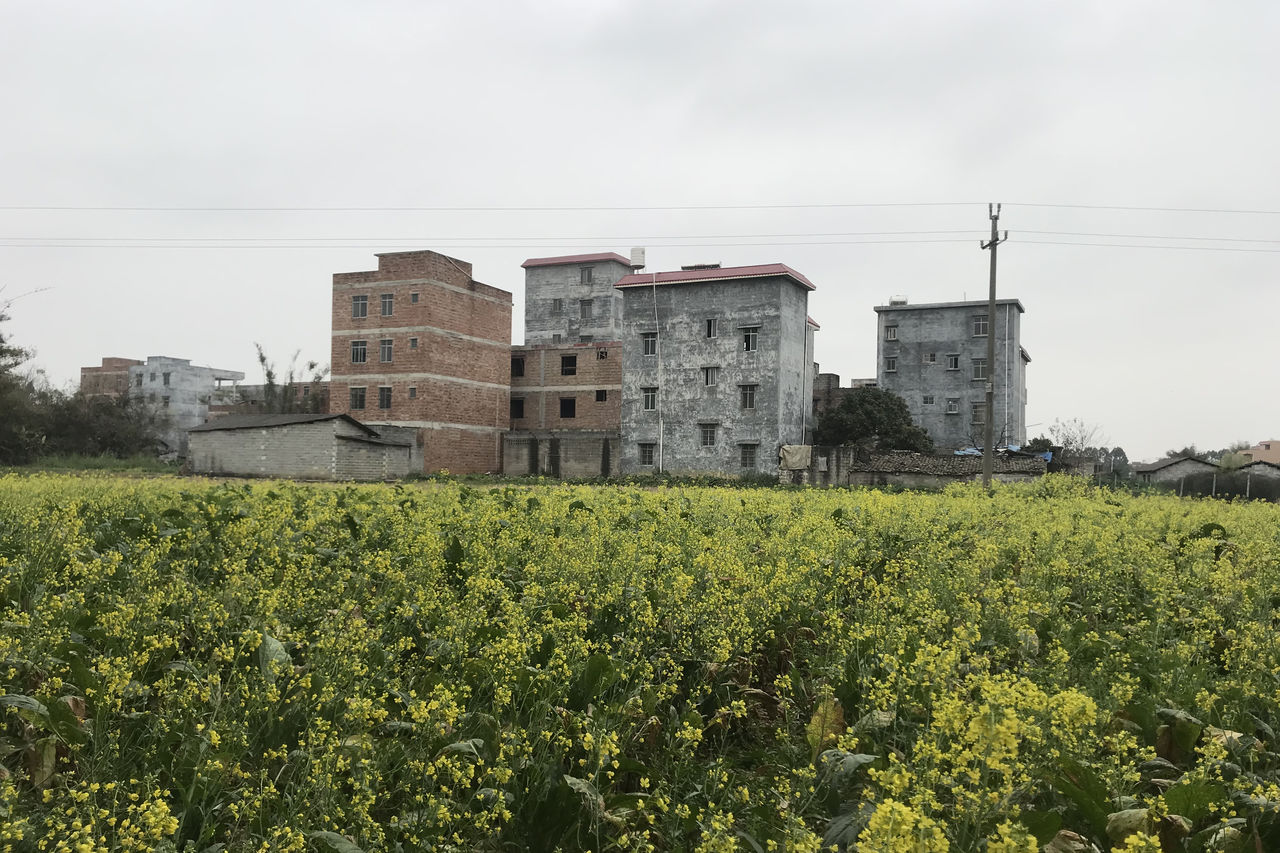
[522,257,632,346]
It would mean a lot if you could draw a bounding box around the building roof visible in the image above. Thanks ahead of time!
[806,316,821,330]
[874,298,1024,313]
[849,451,1046,476]
[615,263,816,291]
[521,252,632,269]
[1132,455,1218,473]
[189,413,379,435]
[1238,460,1280,473]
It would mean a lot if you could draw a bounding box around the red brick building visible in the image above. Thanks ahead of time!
[330,250,512,474]
[80,357,143,398]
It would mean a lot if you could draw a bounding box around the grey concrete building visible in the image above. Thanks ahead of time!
[521,252,634,346]
[127,356,244,457]
[617,263,817,476]
[874,298,1029,451]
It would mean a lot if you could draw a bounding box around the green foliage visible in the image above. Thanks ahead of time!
[815,385,934,451]
[253,343,329,414]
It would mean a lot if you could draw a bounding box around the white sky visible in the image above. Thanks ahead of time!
[3,0,1277,461]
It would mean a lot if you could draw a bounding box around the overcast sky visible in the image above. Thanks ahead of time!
[3,0,1277,461]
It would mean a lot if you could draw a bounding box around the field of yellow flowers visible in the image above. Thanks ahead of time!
[2,473,1279,853]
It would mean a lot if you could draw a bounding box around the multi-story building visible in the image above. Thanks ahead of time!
[813,371,876,419]
[873,298,1029,450]
[80,357,143,398]
[521,252,633,345]
[1243,440,1280,465]
[330,250,512,474]
[125,356,244,457]
[616,263,817,475]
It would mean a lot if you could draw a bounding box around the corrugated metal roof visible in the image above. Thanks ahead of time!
[615,263,816,291]
[189,413,378,435]
[521,252,632,269]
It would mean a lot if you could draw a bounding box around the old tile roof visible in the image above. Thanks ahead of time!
[189,413,378,435]
[1132,456,1217,473]
[850,451,1047,475]
[615,263,816,291]
[521,252,632,268]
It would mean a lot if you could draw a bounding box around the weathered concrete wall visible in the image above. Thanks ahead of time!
[523,258,631,346]
[364,424,424,473]
[620,276,810,476]
[128,357,244,457]
[502,431,620,478]
[874,299,1027,450]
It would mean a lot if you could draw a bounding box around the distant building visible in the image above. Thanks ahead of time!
[209,381,331,418]
[813,371,876,419]
[874,298,1029,450]
[329,250,512,474]
[126,356,244,457]
[80,357,143,398]
[616,263,817,475]
[520,252,633,346]
[1133,456,1218,484]
[1243,439,1280,465]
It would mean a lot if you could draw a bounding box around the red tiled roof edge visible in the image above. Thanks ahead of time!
[615,263,816,291]
[521,252,632,268]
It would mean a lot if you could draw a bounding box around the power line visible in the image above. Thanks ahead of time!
[1009,202,1280,216]
[0,202,984,213]
[1020,230,1280,245]
[0,229,983,243]
[0,237,981,250]
[1019,239,1280,253]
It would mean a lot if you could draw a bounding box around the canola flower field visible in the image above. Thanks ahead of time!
[2,474,1280,853]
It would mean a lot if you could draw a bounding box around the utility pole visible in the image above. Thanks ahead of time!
[981,204,1007,489]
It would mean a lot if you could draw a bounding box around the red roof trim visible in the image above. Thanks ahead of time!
[521,252,631,269]
[806,315,821,330]
[615,263,815,291]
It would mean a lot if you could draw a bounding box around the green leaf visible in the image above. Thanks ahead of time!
[27,737,57,789]
[437,738,484,760]
[1165,778,1226,824]
[806,697,844,758]
[48,697,89,746]
[1054,758,1111,839]
[306,831,364,853]
[818,749,876,789]
[1021,810,1063,845]
[259,633,291,684]
[0,694,50,727]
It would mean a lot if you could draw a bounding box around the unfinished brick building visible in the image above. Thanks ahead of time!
[330,250,512,474]
[80,357,143,398]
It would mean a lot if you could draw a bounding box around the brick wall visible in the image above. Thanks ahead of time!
[509,342,621,430]
[80,357,143,398]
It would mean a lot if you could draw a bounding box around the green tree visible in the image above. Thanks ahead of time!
[254,344,329,414]
[0,304,40,463]
[814,386,933,451]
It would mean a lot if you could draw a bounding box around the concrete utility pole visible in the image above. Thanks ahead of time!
[981,204,1007,489]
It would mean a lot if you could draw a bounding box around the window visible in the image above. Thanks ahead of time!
[559,397,576,419]
[410,292,419,304]
[352,295,368,318]
[742,326,759,352]
[972,314,989,337]
[579,299,593,320]
[510,398,524,419]
[885,357,897,373]
[149,372,156,382]
[596,348,608,359]
[639,443,656,466]
[699,423,718,447]
[926,352,936,364]
[923,395,935,405]
[351,340,367,363]
[642,332,657,356]
[409,337,418,349]
[561,355,577,376]
[972,358,988,381]
[162,372,171,386]
[135,375,142,387]
[552,298,564,316]
[511,356,525,377]
[350,387,366,409]
[740,384,757,410]
[642,386,657,411]
[884,325,898,341]
[703,366,719,386]
[552,333,562,344]
[946,398,959,415]
[595,389,607,402]
[580,267,593,284]
[740,444,757,469]
[971,403,985,424]
[946,354,960,371]
[579,335,593,343]
[378,386,392,409]
[706,318,718,338]
[161,396,170,408]
[380,339,393,363]
[408,386,417,399]
[381,293,394,316]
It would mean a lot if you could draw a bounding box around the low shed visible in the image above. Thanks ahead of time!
[188,413,412,481]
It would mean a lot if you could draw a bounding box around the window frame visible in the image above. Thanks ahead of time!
[699,423,718,447]
[379,338,393,363]
[559,397,576,419]
[381,293,394,317]
[706,318,718,339]
[884,325,898,341]
[739,383,757,410]
[641,332,657,356]
[972,358,988,381]
[579,299,593,320]
[972,314,989,337]
[739,443,757,469]
[946,354,960,371]
[351,294,368,319]
[510,397,525,419]
[511,356,525,378]
[945,398,959,415]
[350,339,367,364]
[641,386,657,411]
[378,386,392,410]
[638,442,656,466]
[349,386,367,410]
[741,326,759,352]
[703,366,719,387]
[885,356,898,373]
[971,402,986,424]
[580,267,593,284]
[551,298,564,316]
[595,389,607,402]
[560,355,577,376]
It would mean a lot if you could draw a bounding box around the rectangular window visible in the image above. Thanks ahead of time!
[408,386,417,399]
[559,397,576,419]
[739,384,757,410]
[552,298,563,316]
[409,337,418,349]
[350,387,366,409]
[350,340,367,363]
[378,386,392,409]
[380,339,393,363]
[381,293,394,316]
[703,366,719,386]
[552,333,562,344]
[161,396,170,408]
[740,444,757,469]
[885,357,897,373]
[510,398,524,419]
[946,398,959,415]
[926,352,936,364]
[700,423,717,447]
[642,332,657,356]
[946,354,960,371]
[639,443,656,466]
[561,355,577,376]
[410,292,419,304]
[595,389,607,402]
[597,348,608,360]
[352,295,368,318]
[884,325,898,341]
[580,335,594,343]
[135,375,142,387]
[971,403,985,424]
[642,386,657,411]
[923,395,935,405]
[162,372,171,386]
[972,358,988,380]
[150,372,156,382]
[706,318,718,338]
[580,267,593,284]
[579,299,593,320]
[511,356,525,377]
[972,314,989,337]
[742,326,759,352]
